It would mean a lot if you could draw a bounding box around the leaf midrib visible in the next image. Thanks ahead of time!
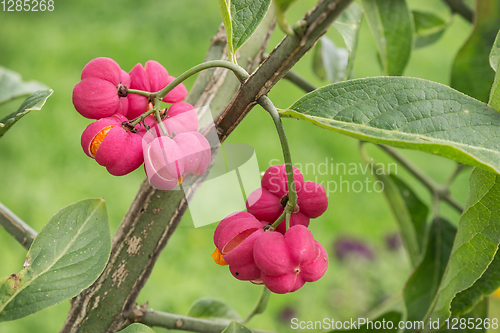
[285,111,500,157]
[0,202,102,314]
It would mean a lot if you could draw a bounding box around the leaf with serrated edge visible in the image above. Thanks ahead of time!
[361,0,413,76]
[187,298,241,322]
[222,320,252,333]
[445,298,489,333]
[403,217,456,330]
[0,67,48,105]
[425,169,500,328]
[451,253,500,316]
[0,199,111,321]
[451,0,500,103]
[0,90,53,139]
[282,77,500,174]
[117,323,156,333]
[413,10,448,49]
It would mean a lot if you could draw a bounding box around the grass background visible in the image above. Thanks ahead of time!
[1,0,499,332]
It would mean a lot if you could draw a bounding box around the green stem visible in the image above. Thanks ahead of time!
[127,60,250,129]
[258,96,297,230]
[283,70,317,93]
[242,286,271,324]
[137,309,276,333]
[0,202,37,250]
[284,63,466,215]
[443,163,469,188]
[271,211,286,230]
[154,106,168,136]
[129,107,155,127]
[441,0,473,23]
[154,60,250,101]
[126,88,152,98]
[432,192,441,218]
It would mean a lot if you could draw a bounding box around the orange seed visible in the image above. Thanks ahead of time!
[212,248,228,266]
[90,125,114,157]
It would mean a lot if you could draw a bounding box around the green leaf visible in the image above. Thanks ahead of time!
[219,0,272,63]
[489,30,500,72]
[442,298,489,333]
[361,0,413,76]
[187,298,241,322]
[117,323,156,333]
[450,253,500,317]
[488,70,500,110]
[403,217,457,330]
[312,37,349,83]
[218,0,235,62]
[426,168,500,327]
[451,0,500,103]
[0,67,48,105]
[413,10,448,49]
[0,199,111,321]
[369,170,428,266]
[0,90,53,139]
[332,3,363,79]
[328,311,402,332]
[281,77,500,174]
[488,30,500,109]
[333,3,363,54]
[222,320,252,333]
[252,286,270,316]
[274,0,298,35]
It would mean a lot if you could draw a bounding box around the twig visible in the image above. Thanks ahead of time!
[283,70,317,93]
[443,163,470,188]
[215,0,354,142]
[137,309,276,333]
[378,145,464,213]
[281,69,465,215]
[0,202,37,250]
[442,0,473,23]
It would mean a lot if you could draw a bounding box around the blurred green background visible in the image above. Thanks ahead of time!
[1,0,498,332]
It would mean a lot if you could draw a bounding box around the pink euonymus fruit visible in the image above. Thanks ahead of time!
[127,60,188,119]
[246,164,328,234]
[143,132,211,190]
[213,212,266,281]
[140,102,198,137]
[72,57,130,119]
[253,225,329,294]
[81,114,143,176]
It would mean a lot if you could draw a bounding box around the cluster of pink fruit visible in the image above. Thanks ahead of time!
[72,57,211,190]
[213,165,329,294]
